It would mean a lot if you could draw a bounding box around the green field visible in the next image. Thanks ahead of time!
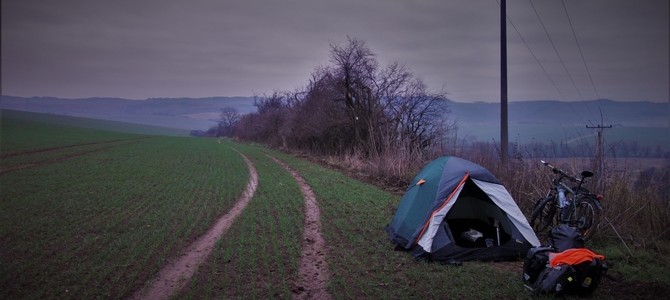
[1,111,668,299]
[1,110,189,146]
[1,111,248,298]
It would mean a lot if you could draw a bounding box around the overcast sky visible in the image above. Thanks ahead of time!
[2,0,668,102]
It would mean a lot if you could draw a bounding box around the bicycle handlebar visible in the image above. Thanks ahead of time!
[540,160,581,183]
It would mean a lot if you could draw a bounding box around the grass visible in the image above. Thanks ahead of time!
[263,147,670,299]
[591,241,670,285]
[266,149,533,298]
[1,109,189,141]
[2,111,668,299]
[179,143,304,299]
[0,110,150,154]
[0,117,248,299]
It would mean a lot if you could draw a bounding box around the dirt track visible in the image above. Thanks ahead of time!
[130,152,331,299]
[131,152,258,300]
[270,156,332,300]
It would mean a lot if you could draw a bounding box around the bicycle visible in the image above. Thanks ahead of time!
[529,160,604,241]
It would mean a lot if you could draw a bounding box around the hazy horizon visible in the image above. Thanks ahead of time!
[2,94,667,104]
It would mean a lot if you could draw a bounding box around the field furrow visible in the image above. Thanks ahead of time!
[0,111,147,154]
[0,138,138,158]
[0,140,144,175]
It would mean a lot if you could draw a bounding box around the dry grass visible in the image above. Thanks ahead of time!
[457,150,669,250]
[318,141,670,249]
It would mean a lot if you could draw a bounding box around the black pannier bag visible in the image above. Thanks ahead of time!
[523,247,607,296]
[522,246,553,287]
[549,224,584,252]
[571,258,607,295]
[532,257,606,295]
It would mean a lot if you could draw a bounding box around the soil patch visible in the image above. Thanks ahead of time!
[270,156,331,300]
[131,152,258,300]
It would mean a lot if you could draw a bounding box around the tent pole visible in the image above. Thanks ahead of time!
[494,218,501,246]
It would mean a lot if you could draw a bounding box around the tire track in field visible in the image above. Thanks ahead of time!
[269,156,331,300]
[0,145,118,175]
[0,139,147,175]
[131,152,258,300]
[1,137,146,158]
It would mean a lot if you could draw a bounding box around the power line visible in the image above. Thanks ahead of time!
[498,0,606,126]
[528,0,586,102]
[561,0,600,101]
[526,0,595,124]
[504,7,568,101]
[560,0,601,123]
[495,0,585,122]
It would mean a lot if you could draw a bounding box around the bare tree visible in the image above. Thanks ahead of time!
[217,107,240,137]
[290,68,353,153]
[250,92,290,146]
[391,78,452,150]
[329,37,379,146]
[232,36,454,168]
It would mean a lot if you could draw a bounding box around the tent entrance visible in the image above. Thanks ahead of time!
[446,218,511,248]
[445,179,512,248]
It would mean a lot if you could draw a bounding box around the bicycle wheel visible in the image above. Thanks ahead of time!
[566,198,601,241]
[529,196,558,234]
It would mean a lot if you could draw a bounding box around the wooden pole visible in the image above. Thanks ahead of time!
[586,124,612,191]
[501,0,509,164]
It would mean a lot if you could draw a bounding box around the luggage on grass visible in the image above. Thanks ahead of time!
[523,246,607,296]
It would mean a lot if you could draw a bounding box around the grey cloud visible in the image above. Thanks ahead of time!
[1,0,667,102]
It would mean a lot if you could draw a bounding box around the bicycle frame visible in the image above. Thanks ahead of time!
[545,176,577,223]
[530,160,603,241]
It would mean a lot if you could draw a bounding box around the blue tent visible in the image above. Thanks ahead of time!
[387,156,540,262]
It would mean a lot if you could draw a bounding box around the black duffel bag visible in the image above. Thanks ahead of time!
[550,224,585,252]
[523,246,607,296]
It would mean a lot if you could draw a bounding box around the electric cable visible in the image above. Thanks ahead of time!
[561,0,603,123]
[506,9,568,101]
[528,0,585,102]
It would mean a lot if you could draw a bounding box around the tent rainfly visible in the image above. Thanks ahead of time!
[386,156,540,262]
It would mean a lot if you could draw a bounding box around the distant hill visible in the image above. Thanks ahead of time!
[448,99,668,127]
[1,95,667,148]
[1,109,190,136]
[447,99,669,148]
[0,95,255,131]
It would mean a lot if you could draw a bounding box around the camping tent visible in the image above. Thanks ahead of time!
[386,156,540,262]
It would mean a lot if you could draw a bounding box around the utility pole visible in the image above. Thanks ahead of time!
[586,123,612,191]
[500,0,509,165]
